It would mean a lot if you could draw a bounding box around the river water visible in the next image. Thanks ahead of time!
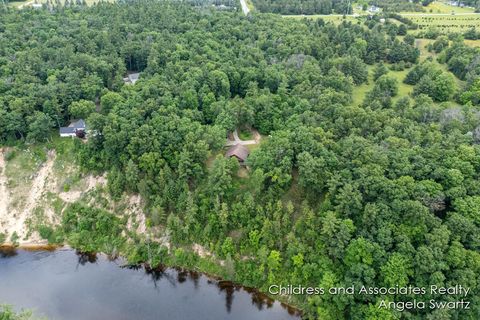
[0,248,300,320]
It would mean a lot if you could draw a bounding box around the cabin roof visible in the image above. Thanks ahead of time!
[225,144,250,162]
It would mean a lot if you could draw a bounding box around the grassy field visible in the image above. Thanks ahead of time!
[415,38,436,60]
[351,30,470,107]
[351,66,413,106]
[282,14,364,25]
[7,0,29,7]
[351,65,374,106]
[408,14,480,33]
[283,1,480,32]
[464,39,480,47]
[422,1,474,14]
[285,12,480,34]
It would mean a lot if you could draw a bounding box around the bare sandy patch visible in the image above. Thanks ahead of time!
[58,173,107,203]
[0,149,56,245]
[125,194,147,235]
[192,243,213,258]
[0,149,11,238]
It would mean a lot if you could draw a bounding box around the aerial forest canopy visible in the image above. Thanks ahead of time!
[1,1,480,319]
[253,0,352,15]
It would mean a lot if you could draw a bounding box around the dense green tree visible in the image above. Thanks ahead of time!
[364,75,398,108]
[373,63,388,81]
[27,112,54,142]
[68,100,96,119]
[254,0,352,14]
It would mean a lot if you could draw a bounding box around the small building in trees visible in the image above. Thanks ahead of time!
[225,144,250,165]
[59,119,86,138]
[123,72,140,85]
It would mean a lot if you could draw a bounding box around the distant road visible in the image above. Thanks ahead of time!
[240,0,250,15]
[282,12,480,19]
[400,12,480,16]
[18,1,34,9]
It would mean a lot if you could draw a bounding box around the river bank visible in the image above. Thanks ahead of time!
[0,248,300,320]
[0,247,302,319]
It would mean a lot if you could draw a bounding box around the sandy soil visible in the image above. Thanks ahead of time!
[0,149,56,245]
[0,149,110,245]
[129,194,145,233]
[125,194,146,233]
[58,174,107,203]
[0,147,151,250]
[0,150,11,237]
[192,243,212,258]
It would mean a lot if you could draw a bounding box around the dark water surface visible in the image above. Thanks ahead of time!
[0,248,300,320]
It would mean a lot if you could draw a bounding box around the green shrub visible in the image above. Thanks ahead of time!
[4,150,16,162]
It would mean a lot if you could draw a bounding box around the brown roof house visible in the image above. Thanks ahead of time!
[225,144,250,165]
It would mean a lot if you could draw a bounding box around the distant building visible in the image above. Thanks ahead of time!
[368,5,380,13]
[60,119,86,138]
[211,4,235,11]
[447,1,465,7]
[123,72,140,85]
[31,3,42,9]
[225,144,250,165]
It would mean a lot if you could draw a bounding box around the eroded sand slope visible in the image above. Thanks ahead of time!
[0,149,109,245]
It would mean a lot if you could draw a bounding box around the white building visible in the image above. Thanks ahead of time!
[123,73,140,85]
[59,119,86,138]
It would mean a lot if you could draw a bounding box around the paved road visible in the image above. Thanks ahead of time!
[240,0,250,16]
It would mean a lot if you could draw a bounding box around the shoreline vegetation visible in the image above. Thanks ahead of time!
[0,244,303,317]
[0,304,46,320]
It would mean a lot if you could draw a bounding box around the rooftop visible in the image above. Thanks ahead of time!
[68,119,86,129]
[225,144,250,162]
[124,72,140,85]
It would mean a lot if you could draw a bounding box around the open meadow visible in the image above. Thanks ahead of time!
[403,1,476,14]
[409,14,480,33]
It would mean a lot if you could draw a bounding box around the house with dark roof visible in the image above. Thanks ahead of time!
[225,144,250,165]
[59,119,86,138]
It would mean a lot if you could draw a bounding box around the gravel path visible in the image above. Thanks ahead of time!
[225,129,260,146]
